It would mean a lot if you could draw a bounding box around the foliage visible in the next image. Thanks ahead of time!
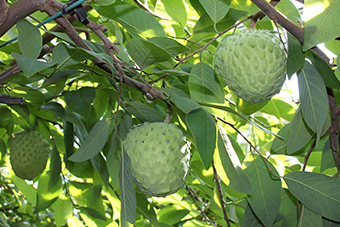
[0,0,340,226]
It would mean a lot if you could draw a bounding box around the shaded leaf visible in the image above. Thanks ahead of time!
[68,119,111,162]
[297,61,328,141]
[17,19,42,59]
[136,193,159,227]
[186,108,216,169]
[286,33,305,78]
[287,107,314,154]
[12,52,56,77]
[147,37,189,57]
[321,136,337,172]
[242,203,265,227]
[298,205,322,227]
[63,87,96,118]
[243,155,281,227]
[284,171,340,222]
[120,149,136,227]
[189,62,224,105]
[126,39,171,70]
[124,101,164,122]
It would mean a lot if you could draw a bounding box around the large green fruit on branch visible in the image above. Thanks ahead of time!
[123,122,190,197]
[213,29,287,103]
[10,131,50,180]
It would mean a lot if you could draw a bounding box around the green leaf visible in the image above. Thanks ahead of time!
[48,147,62,190]
[93,2,166,39]
[147,37,189,57]
[36,171,62,213]
[51,195,73,227]
[68,119,111,162]
[186,108,216,169]
[126,39,171,70]
[271,124,289,155]
[297,61,329,141]
[303,0,340,51]
[120,149,136,227]
[287,33,305,78]
[321,136,337,172]
[162,87,201,113]
[63,87,96,117]
[199,103,284,140]
[242,203,265,227]
[287,107,314,154]
[198,0,231,23]
[193,8,247,33]
[17,19,42,59]
[242,155,281,227]
[11,52,56,77]
[124,101,164,122]
[284,171,340,222]
[214,125,251,194]
[277,189,299,226]
[261,99,295,122]
[160,0,187,26]
[307,50,340,89]
[322,218,340,227]
[298,205,322,227]
[157,205,190,225]
[136,193,159,227]
[189,62,224,105]
[236,98,269,116]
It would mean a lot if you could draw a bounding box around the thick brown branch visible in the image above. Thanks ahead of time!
[0,0,47,38]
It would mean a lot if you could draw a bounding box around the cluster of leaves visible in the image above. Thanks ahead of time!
[0,0,340,226]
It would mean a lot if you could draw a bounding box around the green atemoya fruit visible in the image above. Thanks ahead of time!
[123,122,190,197]
[10,131,50,180]
[213,29,287,103]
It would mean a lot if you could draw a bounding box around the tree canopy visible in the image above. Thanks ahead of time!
[0,0,340,226]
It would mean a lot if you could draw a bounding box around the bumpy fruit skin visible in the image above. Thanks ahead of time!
[10,131,50,180]
[213,29,287,103]
[123,122,190,197]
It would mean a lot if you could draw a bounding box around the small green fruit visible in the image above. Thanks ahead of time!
[213,29,287,103]
[10,131,50,180]
[123,122,190,197]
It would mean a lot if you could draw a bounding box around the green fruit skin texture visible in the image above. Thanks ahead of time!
[214,29,287,103]
[123,122,190,197]
[10,131,49,180]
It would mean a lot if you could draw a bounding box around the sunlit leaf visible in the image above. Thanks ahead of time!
[284,171,340,222]
[303,0,340,51]
[198,0,231,23]
[161,0,187,26]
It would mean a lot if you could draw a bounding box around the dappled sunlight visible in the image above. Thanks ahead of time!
[303,1,329,21]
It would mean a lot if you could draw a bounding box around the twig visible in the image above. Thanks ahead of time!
[212,159,231,227]
[302,140,316,171]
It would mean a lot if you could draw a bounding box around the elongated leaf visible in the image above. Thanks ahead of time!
[321,136,337,172]
[284,171,340,222]
[120,149,136,227]
[243,155,281,227]
[307,50,340,89]
[298,205,322,227]
[48,147,62,190]
[186,108,216,169]
[160,0,187,26]
[136,193,159,227]
[242,203,265,227]
[199,102,283,140]
[286,33,305,78]
[198,0,231,23]
[147,37,189,57]
[17,19,42,59]
[322,218,340,227]
[126,39,171,70]
[297,61,328,141]
[93,2,166,38]
[214,125,251,194]
[11,52,56,77]
[162,87,201,113]
[287,107,314,154]
[124,101,164,122]
[68,119,111,162]
[303,0,340,51]
[51,196,73,227]
[189,62,224,105]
